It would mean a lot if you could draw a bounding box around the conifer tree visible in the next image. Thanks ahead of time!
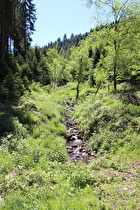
[0,0,36,59]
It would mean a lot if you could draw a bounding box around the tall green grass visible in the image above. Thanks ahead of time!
[0,82,140,209]
[73,84,140,157]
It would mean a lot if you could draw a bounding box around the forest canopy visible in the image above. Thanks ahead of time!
[0,0,36,59]
[0,0,139,101]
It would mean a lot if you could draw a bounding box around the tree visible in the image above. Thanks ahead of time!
[68,47,90,100]
[63,34,67,42]
[0,0,16,58]
[86,0,140,90]
[46,49,69,87]
[19,0,36,57]
[0,0,36,59]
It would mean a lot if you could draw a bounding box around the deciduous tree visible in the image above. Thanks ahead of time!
[86,0,140,90]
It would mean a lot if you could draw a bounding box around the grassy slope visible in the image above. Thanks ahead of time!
[0,82,140,210]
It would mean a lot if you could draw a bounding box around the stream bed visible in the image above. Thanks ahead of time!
[65,100,96,163]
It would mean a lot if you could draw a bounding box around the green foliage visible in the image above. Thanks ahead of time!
[86,0,140,90]
[67,47,90,100]
[0,105,14,137]
[69,166,95,188]
[46,148,67,163]
[0,83,140,209]
[74,85,140,154]
[0,148,14,173]
[44,31,90,59]
[0,58,25,103]
[0,0,36,59]
[46,49,69,87]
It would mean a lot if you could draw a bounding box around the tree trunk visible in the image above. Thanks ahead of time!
[95,82,101,96]
[113,23,118,91]
[76,80,80,101]
[113,63,117,91]
[0,0,5,59]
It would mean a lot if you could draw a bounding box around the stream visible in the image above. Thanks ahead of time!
[65,99,96,163]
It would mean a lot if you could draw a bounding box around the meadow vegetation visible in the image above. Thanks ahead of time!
[0,82,139,209]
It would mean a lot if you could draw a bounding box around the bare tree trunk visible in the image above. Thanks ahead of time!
[1,0,5,59]
[95,82,101,96]
[113,62,117,91]
[113,23,118,91]
[76,80,80,101]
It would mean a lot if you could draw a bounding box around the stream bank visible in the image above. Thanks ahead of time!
[64,99,96,163]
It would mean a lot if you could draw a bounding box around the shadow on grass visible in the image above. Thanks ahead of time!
[0,103,15,141]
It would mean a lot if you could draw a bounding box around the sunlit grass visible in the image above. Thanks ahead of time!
[0,82,140,209]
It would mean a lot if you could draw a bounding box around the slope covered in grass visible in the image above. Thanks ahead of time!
[74,84,140,157]
[0,82,140,209]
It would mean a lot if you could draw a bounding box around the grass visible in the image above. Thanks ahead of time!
[73,83,140,156]
[0,82,140,209]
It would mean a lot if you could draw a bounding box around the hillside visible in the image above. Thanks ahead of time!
[0,82,140,209]
[43,31,92,59]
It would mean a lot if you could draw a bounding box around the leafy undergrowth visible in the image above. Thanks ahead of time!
[74,83,140,156]
[0,82,140,209]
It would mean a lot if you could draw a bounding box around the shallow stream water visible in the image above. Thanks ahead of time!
[65,99,96,163]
